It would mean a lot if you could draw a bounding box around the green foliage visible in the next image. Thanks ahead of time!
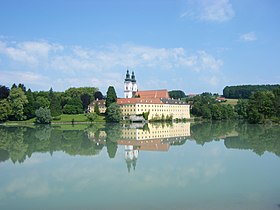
[106,103,122,122]
[235,99,249,119]
[168,90,186,99]
[35,107,52,124]
[142,111,149,120]
[64,87,97,99]
[94,91,104,100]
[94,103,100,115]
[63,97,83,114]
[191,93,236,120]
[34,96,50,109]
[50,95,62,116]
[105,86,117,108]
[87,113,98,123]
[24,89,36,119]
[0,85,10,99]
[0,99,11,122]
[8,87,28,120]
[81,93,91,111]
[223,84,280,99]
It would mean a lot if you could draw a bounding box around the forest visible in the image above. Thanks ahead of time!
[223,84,280,99]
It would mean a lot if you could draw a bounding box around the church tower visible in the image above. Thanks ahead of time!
[131,71,137,97]
[124,70,137,98]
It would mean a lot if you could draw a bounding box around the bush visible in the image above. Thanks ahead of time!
[35,107,52,124]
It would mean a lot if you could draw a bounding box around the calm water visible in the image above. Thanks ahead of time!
[0,122,280,210]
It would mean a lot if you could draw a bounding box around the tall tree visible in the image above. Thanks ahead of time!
[50,95,62,116]
[24,89,36,119]
[0,85,10,99]
[8,87,28,120]
[105,86,117,108]
[0,99,11,122]
[94,91,104,100]
[81,93,91,111]
[106,103,122,122]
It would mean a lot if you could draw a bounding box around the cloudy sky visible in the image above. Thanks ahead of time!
[0,0,279,96]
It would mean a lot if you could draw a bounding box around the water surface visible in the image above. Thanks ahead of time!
[0,122,280,210]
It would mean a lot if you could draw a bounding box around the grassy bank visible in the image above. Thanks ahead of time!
[4,114,105,125]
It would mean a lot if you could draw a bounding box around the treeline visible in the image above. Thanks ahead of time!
[0,83,104,122]
[223,84,280,99]
[168,90,186,99]
[190,87,280,124]
[189,92,235,120]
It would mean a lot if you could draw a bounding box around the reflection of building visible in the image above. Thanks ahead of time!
[88,123,191,172]
[117,71,190,120]
[118,123,191,172]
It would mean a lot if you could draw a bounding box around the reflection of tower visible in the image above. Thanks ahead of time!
[124,70,137,98]
[124,145,138,172]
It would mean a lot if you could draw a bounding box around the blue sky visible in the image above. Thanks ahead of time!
[0,0,279,96]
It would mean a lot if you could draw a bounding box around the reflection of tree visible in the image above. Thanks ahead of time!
[224,123,280,157]
[104,124,122,158]
[0,124,107,164]
[0,149,9,162]
[191,121,237,145]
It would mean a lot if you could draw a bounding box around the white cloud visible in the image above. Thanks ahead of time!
[0,71,49,85]
[0,38,224,92]
[240,32,257,42]
[181,0,235,22]
[0,40,63,66]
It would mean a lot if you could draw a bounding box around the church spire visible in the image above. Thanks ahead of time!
[131,71,136,82]
[125,69,131,81]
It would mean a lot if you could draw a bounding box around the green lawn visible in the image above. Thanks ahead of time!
[52,114,105,123]
[221,98,238,106]
[5,114,105,125]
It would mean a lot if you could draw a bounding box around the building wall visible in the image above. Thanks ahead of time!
[119,103,190,120]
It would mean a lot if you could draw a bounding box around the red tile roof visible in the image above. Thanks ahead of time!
[136,89,169,99]
[117,98,162,105]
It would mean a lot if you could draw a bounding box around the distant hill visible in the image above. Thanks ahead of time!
[223,84,280,99]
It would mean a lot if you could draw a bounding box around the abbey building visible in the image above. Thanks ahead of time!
[117,70,190,120]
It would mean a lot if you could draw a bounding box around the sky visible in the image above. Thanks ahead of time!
[0,0,279,96]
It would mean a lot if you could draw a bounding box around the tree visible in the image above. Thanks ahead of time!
[94,91,104,100]
[50,95,62,116]
[34,96,50,109]
[87,113,98,123]
[8,87,28,120]
[35,107,52,124]
[24,89,36,119]
[0,99,11,122]
[0,85,10,99]
[105,86,117,108]
[106,103,122,122]
[235,99,249,119]
[168,90,186,99]
[63,97,83,114]
[273,87,280,117]
[94,103,100,115]
[81,93,91,111]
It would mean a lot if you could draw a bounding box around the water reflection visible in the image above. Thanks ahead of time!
[0,121,280,166]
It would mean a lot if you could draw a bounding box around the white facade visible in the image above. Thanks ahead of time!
[124,81,133,98]
[124,70,137,98]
